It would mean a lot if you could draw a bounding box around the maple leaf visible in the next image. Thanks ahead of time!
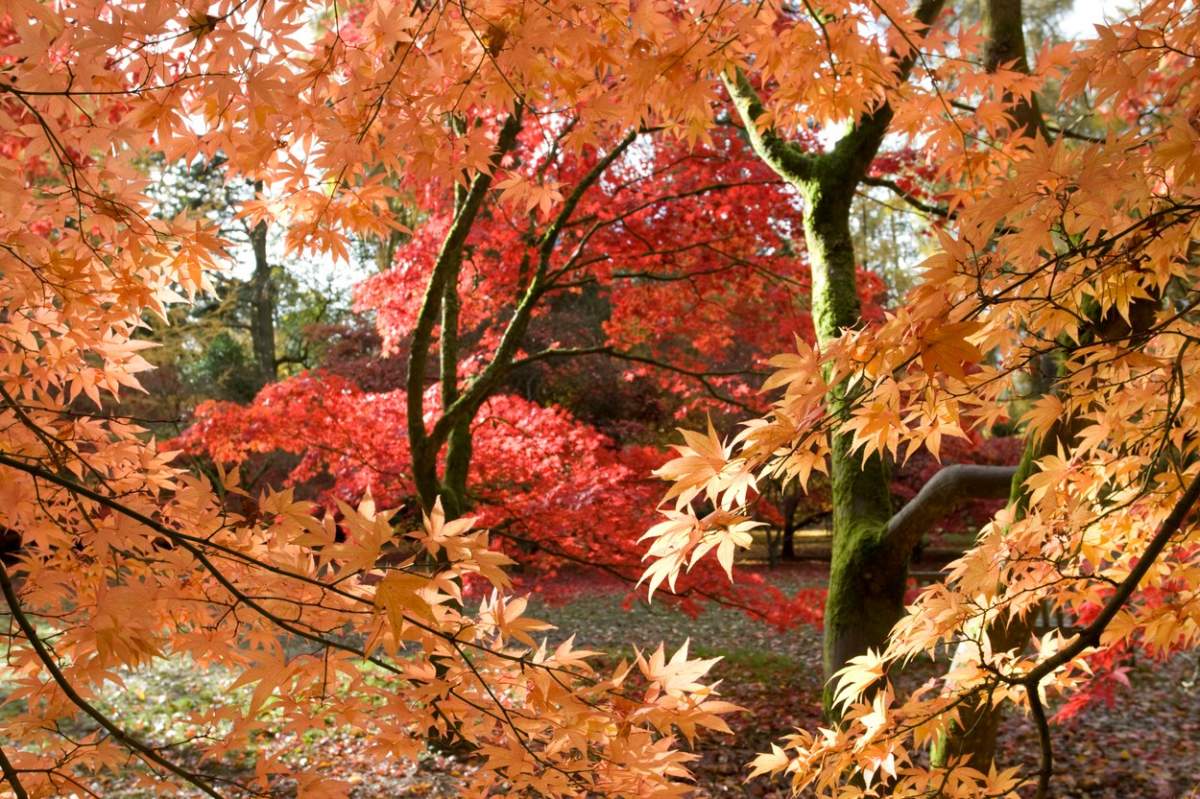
[654,418,734,509]
[375,571,435,632]
[415,497,478,558]
[918,321,983,381]
[747,743,791,780]
[830,651,887,713]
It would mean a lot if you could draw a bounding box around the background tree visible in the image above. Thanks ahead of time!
[134,156,356,418]
[179,113,836,626]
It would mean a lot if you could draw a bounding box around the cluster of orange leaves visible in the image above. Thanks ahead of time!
[0,0,772,794]
[641,1,1200,796]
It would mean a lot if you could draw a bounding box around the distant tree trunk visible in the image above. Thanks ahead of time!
[248,181,276,385]
[982,0,1049,142]
[375,228,405,273]
[404,110,641,525]
[780,488,799,561]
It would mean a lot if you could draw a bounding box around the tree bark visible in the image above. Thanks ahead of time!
[727,0,948,716]
[780,488,799,560]
[886,464,1017,553]
[247,183,276,385]
[404,114,640,521]
[803,175,901,705]
[982,0,1050,142]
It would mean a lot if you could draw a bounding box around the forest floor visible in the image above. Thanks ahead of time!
[4,564,1198,797]
[525,566,1200,799]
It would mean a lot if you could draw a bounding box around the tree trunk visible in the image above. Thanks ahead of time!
[780,488,799,561]
[725,0,949,719]
[982,0,1049,142]
[803,178,902,709]
[247,186,276,385]
[441,418,473,519]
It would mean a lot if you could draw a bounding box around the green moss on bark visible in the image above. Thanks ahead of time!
[802,175,908,716]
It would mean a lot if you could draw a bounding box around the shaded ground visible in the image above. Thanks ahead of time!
[3,564,1197,797]
[528,568,1200,798]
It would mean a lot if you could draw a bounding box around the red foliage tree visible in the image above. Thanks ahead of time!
[178,375,825,628]
[352,120,817,418]
[179,106,954,631]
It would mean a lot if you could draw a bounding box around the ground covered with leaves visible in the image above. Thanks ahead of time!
[3,564,1196,797]
[527,568,1200,799]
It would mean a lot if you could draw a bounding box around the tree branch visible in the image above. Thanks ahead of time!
[832,0,947,178]
[538,128,641,264]
[1011,467,1200,799]
[430,129,643,441]
[508,345,761,412]
[1027,682,1054,799]
[885,464,1017,553]
[0,565,226,799]
[406,106,524,505]
[722,68,814,185]
[0,453,597,684]
[860,176,949,218]
[0,746,28,799]
[1023,468,1200,686]
[948,100,1100,143]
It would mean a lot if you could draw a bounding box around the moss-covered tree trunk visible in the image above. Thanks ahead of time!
[727,0,948,718]
[802,177,905,702]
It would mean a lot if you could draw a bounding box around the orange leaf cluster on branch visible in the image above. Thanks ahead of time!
[641,2,1200,796]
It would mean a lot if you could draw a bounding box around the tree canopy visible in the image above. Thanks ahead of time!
[2,0,1200,797]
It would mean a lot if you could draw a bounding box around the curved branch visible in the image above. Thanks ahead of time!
[860,176,949,218]
[431,129,644,440]
[722,68,814,185]
[885,464,1018,553]
[508,344,761,412]
[538,128,641,264]
[407,106,524,503]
